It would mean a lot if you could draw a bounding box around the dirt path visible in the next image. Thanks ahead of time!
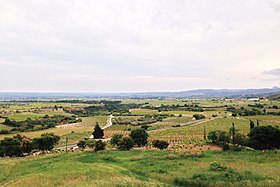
[102,114,114,130]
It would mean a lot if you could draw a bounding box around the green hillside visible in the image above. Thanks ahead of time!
[0,150,279,187]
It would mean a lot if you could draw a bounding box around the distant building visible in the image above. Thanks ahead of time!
[247,98,260,101]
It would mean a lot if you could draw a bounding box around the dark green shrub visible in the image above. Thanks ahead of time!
[193,114,206,120]
[94,140,106,151]
[130,129,148,147]
[77,140,86,149]
[33,133,60,151]
[152,140,169,150]
[248,125,280,150]
[110,134,123,147]
[117,137,134,151]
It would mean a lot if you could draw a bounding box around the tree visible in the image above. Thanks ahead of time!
[248,126,280,150]
[203,126,207,140]
[250,120,255,130]
[0,137,22,157]
[234,133,248,146]
[110,134,123,147]
[117,137,134,151]
[208,130,230,151]
[33,133,60,151]
[14,134,33,155]
[130,129,149,147]
[230,123,236,145]
[152,140,169,150]
[94,140,106,151]
[92,122,104,139]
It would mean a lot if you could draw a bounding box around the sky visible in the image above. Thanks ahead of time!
[0,0,280,92]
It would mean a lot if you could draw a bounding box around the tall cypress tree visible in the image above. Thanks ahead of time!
[250,120,255,130]
[92,122,104,139]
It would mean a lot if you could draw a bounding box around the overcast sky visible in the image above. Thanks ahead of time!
[0,0,280,92]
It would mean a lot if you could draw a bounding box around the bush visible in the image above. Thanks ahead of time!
[248,126,280,150]
[193,114,206,120]
[77,140,86,149]
[209,161,227,171]
[208,130,230,150]
[130,129,149,147]
[110,134,123,147]
[234,133,248,146]
[85,139,96,149]
[117,137,134,151]
[152,140,169,150]
[0,129,10,134]
[94,140,106,151]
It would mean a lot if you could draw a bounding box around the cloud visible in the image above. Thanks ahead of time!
[264,68,280,76]
[269,0,280,12]
[0,0,280,91]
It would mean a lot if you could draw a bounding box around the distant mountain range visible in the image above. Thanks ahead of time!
[268,92,280,100]
[0,87,280,100]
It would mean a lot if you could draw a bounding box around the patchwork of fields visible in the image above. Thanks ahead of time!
[0,99,280,186]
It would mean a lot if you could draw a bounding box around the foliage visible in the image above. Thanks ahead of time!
[92,122,104,139]
[193,114,206,120]
[33,133,60,151]
[130,128,149,147]
[152,140,169,150]
[0,137,21,157]
[234,133,248,146]
[248,125,280,150]
[3,115,80,133]
[0,129,10,134]
[110,134,123,147]
[77,139,87,149]
[208,130,230,150]
[67,103,140,116]
[117,137,134,151]
[209,161,227,171]
[94,140,106,151]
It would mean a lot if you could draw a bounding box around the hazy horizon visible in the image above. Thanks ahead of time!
[1,0,280,92]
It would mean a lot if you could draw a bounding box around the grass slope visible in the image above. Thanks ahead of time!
[0,150,279,187]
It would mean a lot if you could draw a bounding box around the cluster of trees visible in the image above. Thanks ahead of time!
[2,115,81,133]
[49,100,122,105]
[112,114,170,126]
[208,121,280,150]
[67,103,141,116]
[248,103,264,108]
[227,106,264,116]
[143,103,204,112]
[109,129,169,150]
[0,133,60,157]
[78,124,169,151]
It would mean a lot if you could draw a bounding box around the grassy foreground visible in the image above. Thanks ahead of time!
[0,150,279,187]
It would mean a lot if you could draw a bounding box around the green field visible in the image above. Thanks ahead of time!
[0,150,279,187]
[150,117,280,140]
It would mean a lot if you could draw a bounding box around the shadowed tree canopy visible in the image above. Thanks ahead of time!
[92,122,104,139]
